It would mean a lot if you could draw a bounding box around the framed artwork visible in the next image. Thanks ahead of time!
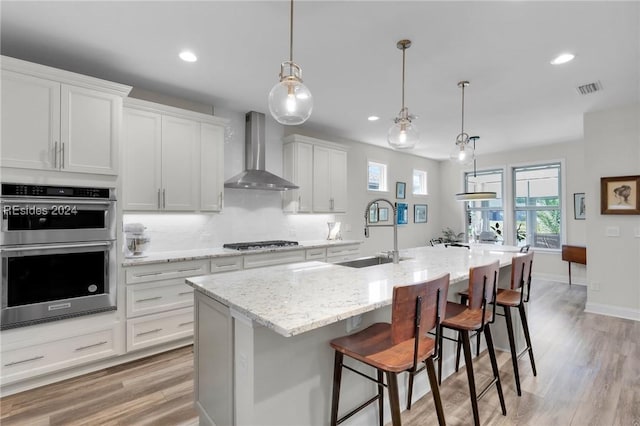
[573,193,585,220]
[600,175,640,215]
[396,182,406,199]
[396,202,408,224]
[368,203,378,223]
[414,204,428,223]
[378,207,389,222]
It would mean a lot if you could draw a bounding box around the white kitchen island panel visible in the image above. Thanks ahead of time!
[188,245,526,426]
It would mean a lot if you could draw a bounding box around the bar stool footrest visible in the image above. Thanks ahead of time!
[337,395,382,425]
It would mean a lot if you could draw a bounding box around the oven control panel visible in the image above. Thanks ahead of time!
[1,184,112,199]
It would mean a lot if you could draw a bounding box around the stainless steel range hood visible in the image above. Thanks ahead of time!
[224,111,299,191]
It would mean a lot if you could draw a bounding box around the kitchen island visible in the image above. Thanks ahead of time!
[187,245,524,426]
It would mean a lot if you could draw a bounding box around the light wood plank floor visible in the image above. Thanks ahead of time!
[2,279,639,425]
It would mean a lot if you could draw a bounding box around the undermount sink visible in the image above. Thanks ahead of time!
[334,255,408,268]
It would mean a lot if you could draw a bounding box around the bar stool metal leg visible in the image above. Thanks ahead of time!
[386,371,401,426]
[519,303,537,376]
[503,305,522,396]
[461,330,480,426]
[426,357,447,425]
[330,351,344,426]
[377,370,384,426]
[484,325,507,415]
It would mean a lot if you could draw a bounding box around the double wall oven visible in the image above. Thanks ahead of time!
[1,183,117,329]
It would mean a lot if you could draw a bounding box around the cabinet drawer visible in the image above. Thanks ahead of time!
[125,259,209,284]
[1,327,117,384]
[305,247,326,260]
[326,244,361,262]
[243,250,306,269]
[126,279,193,318]
[127,307,194,352]
[211,256,243,273]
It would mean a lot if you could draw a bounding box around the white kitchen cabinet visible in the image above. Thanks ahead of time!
[313,145,347,213]
[282,140,313,213]
[243,249,306,269]
[282,134,348,214]
[326,243,361,262]
[126,307,194,352]
[122,98,226,212]
[1,56,130,175]
[1,323,118,385]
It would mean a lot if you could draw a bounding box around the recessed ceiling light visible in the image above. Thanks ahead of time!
[179,51,197,62]
[550,53,575,65]
[368,116,380,121]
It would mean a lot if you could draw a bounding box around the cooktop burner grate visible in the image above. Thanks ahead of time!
[223,240,299,251]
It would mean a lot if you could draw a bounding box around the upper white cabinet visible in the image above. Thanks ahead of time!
[1,56,131,175]
[283,134,348,213]
[122,98,227,212]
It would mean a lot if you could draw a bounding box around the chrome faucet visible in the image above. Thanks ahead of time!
[364,198,399,264]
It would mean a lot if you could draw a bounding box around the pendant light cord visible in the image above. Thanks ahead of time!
[460,83,465,136]
[289,0,294,63]
[401,45,406,110]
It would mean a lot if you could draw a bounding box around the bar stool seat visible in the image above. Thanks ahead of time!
[495,288,522,306]
[436,261,506,426]
[329,274,450,426]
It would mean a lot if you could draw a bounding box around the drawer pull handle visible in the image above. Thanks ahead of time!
[215,262,238,268]
[136,296,162,303]
[136,271,163,277]
[4,355,45,367]
[178,267,201,273]
[179,321,194,327]
[178,291,192,296]
[75,341,108,352]
[136,328,162,337]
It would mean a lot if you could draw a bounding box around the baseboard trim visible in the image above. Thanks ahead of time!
[584,302,640,322]
[532,272,587,286]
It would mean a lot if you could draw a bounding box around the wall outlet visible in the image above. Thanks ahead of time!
[346,314,362,333]
[605,226,620,237]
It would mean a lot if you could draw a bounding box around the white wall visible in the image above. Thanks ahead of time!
[438,139,588,284]
[584,104,640,320]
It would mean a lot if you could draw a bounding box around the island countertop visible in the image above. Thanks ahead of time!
[187,245,521,338]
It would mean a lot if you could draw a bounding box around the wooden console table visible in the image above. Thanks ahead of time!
[561,245,586,285]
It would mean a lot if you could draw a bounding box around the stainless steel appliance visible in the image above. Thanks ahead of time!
[223,240,299,251]
[1,183,117,329]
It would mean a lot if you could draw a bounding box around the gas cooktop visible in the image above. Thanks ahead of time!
[223,240,299,251]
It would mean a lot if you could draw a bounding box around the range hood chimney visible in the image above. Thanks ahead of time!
[224,111,299,191]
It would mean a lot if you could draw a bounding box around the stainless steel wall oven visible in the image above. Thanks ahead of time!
[1,183,117,329]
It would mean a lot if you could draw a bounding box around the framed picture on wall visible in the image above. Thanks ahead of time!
[396,182,406,199]
[573,193,585,220]
[414,204,428,223]
[379,207,389,222]
[600,175,640,215]
[368,203,378,223]
[396,202,408,224]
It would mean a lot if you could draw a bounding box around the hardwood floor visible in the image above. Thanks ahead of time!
[1,279,639,425]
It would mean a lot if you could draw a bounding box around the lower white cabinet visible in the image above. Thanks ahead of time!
[124,259,210,352]
[1,325,118,385]
[243,249,306,269]
[326,244,361,262]
[126,307,194,352]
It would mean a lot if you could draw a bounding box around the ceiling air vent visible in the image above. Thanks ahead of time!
[576,81,602,95]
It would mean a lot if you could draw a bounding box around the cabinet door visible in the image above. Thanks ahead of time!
[283,141,313,213]
[1,71,60,170]
[122,108,162,210]
[312,145,333,212]
[161,116,199,211]
[61,85,121,175]
[200,123,225,211]
[329,148,348,213]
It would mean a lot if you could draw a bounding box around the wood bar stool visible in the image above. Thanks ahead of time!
[437,261,506,426]
[329,274,450,426]
[495,251,537,396]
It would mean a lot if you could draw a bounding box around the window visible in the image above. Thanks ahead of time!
[368,161,387,191]
[413,169,428,195]
[465,169,504,243]
[513,163,561,249]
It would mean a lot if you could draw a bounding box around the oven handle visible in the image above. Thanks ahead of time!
[0,241,112,252]
[0,199,113,206]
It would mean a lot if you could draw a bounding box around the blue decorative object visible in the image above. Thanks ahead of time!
[396,202,408,224]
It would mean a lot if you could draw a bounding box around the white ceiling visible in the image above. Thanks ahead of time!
[2,1,638,160]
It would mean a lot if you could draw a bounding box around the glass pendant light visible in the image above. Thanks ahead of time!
[449,81,474,165]
[268,0,313,125]
[388,40,419,150]
[455,136,497,201]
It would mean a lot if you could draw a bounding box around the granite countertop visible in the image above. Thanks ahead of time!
[122,240,362,266]
[187,245,521,337]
